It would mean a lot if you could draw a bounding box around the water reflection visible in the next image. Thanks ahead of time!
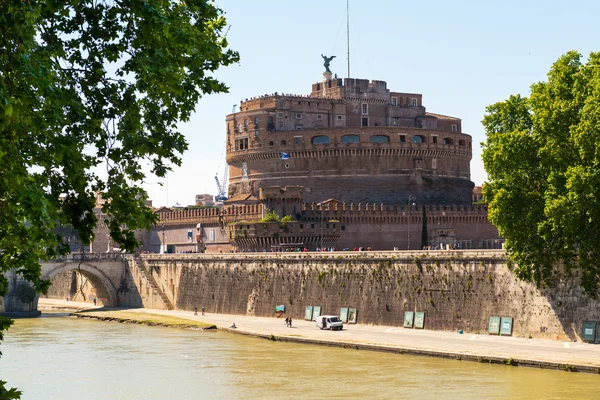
[2,314,599,400]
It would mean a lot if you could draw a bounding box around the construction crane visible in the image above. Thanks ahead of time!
[214,158,228,202]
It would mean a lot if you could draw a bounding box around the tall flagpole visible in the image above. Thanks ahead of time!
[346,0,350,79]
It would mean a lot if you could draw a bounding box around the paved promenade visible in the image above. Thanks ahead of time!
[38,299,600,373]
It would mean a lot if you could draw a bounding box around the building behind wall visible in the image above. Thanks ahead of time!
[226,74,473,206]
[92,71,501,253]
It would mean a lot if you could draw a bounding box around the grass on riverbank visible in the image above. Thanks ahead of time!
[72,309,216,330]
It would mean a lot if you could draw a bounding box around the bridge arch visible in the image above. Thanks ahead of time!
[42,263,119,307]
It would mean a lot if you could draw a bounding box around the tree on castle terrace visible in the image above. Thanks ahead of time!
[482,51,600,296]
[0,0,238,396]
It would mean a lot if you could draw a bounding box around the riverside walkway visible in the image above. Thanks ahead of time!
[39,299,600,373]
[131,307,600,373]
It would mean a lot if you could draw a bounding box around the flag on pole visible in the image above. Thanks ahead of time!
[280,152,289,160]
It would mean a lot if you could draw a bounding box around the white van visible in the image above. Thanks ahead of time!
[315,315,343,331]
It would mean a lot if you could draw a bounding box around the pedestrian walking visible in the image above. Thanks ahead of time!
[201,306,205,315]
[289,317,292,328]
[194,307,198,316]
[284,317,289,327]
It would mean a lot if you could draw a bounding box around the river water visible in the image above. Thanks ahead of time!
[1,313,599,400]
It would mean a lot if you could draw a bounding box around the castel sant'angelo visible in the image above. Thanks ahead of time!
[93,59,501,254]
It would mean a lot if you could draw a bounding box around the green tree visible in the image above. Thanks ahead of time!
[261,209,281,223]
[0,0,238,396]
[15,284,37,311]
[482,51,600,296]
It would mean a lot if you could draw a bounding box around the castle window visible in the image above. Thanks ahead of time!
[254,117,259,125]
[268,141,274,147]
[341,225,345,231]
[234,137,249,150]
[311,224,315,229]
[458,139,466,146]
[443,137,453,145]
[296,113,302,119]
[362,103,368,115]
[277,112,283,118]
[294,136,302,145]
[399,135,406,143]
[278,100,284,107]
[244,119,248,128]
[254,129,259,138]
[311,135,329,144]
[278,121,283,128]
[341,134,360,143]
[412,98,418,107]
[391,97,397,106]
[281,140,287,145]
[452,124,458,132]
[432,136,438,144]
[411,135,425,143]
[361,117,368,127]
[370,135,389,143]
[317,114,323,120]
[337,115,344,120]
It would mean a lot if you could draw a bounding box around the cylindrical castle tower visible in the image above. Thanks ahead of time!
[225,77,473,205]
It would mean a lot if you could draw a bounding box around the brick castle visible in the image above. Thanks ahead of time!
[91,72,501,253]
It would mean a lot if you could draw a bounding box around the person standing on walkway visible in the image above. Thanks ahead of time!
[201,306,205,316]
[194,307,198,316]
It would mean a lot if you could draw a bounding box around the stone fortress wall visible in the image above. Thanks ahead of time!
[138,251,600,342]
[116,199,499,254]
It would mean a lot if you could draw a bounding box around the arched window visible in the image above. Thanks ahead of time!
[458,139,466,146]
[311,135,329,144]
[411,135,425,143]
[443,137,453,145]
[370,135,390,143]
[268,141,274,147]
[341,134,360,143]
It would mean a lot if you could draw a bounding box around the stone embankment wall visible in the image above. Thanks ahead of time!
[142,251,600,342]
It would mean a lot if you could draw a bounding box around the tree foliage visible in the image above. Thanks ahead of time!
[261,209,281,223]
[0,1,238,395]
[0,0,238,292]
[482,51,600,295]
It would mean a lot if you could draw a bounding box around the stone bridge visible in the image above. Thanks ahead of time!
[40,253,128,307]
[2,253,174,313]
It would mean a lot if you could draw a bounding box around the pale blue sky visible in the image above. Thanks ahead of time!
[145,0,600,207]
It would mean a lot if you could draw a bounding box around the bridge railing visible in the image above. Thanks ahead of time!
[48,252,130,262]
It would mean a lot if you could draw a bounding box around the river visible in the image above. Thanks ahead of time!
[1,313,599,399]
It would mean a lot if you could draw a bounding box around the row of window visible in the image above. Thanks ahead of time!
[391,97,419,107]
[311,135,467,145]
[277,112,344,121]
[234,134,468,149]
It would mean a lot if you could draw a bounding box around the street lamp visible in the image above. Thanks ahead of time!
[161,217,168,254]
[407,194,416,250]
[320,203,325,251]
